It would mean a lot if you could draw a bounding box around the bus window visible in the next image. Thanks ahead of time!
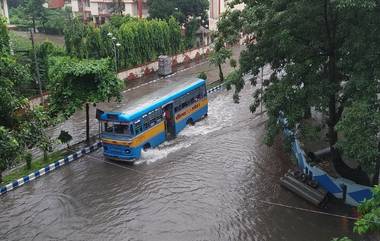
[114,124,131,135]
[103,122,114,133]
[135,121,142,135]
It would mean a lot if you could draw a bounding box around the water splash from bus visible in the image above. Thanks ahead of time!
[135,142,192,165]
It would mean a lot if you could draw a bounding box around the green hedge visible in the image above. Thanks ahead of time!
[64,16,183,70]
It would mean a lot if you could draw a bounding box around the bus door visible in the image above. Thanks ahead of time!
[163,103,176,140]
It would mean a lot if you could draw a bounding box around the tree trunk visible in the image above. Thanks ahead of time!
[32,17,36,33]
[218,64,224,82]
[25,152,32,170]
[327,95,338,146]
[304,106,312,119]
[373,160,380,185]
[43,150,48,162]
[86,103,90,144]
[324,0,339,147]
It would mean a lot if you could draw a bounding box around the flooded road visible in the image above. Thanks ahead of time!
[0,83,359,241]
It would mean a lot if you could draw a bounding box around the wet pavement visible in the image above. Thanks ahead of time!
[0,81,361,241]
[46,45,243,153]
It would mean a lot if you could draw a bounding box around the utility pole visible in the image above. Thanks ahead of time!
[30,29,44,106]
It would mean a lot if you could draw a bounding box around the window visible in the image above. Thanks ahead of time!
[134,120,142,135]
[103,122,133,136]
[114,124,131,135]
[142,114,149,129]
[103,122,114,133]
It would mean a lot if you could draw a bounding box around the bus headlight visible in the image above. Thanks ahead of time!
[125,149,131,154]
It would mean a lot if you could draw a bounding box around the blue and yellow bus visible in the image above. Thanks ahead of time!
[99,78,208,161]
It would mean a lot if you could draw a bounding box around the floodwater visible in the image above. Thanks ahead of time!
[0,82,361,241]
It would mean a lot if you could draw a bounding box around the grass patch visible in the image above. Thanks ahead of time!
[207,80,223,90]
[9,31,32,51]
[1,149,69,185]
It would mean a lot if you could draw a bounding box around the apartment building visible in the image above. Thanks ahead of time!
[209,0,244,31]
[0,0,9,23]
[45,0,244,28]
[69,0,148,24]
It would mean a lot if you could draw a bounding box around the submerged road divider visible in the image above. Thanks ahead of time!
[0,142,102,196]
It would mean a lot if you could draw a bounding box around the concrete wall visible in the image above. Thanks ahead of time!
[0,0,9,23]
[118,46,211,81]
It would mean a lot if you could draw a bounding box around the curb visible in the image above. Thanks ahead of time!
[207,84,224,94]
[0,142,102,196]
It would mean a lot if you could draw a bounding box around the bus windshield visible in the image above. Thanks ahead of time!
[102,122,133,136]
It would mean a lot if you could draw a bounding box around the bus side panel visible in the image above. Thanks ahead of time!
[141,131,166,149]
[175,105,208,134]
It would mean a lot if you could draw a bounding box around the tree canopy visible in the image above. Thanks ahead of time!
[48,57,123,119]
[147,0,209,24]
[48,56,123,142]
[220,0,380,176]
[147,0,209,48]
[0,17,9,54]
[24,0,47,32]
[64,17,182,69]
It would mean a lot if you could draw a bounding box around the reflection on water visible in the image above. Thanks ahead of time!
[0,83,361,241]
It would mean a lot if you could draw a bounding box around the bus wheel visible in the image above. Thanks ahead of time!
[143,143,151,151]
[187,118,194,126]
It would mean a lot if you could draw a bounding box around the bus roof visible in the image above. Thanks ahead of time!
[100,78,206,122]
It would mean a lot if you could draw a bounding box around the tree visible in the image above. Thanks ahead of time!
[332,185,380,241]
[354,185,380,235]
[0,127,19,183]
[0,17,10,54]
[0,56,30,128]
[209,37,232,83]
[58,130,73,148]
[197,72,207,80]
[147,0,209,48]
[147,0,176,20]
[337,101,380,184]
[18,106,53,164]
[147,0,208,23]
[24,0,47,33]
[0,18,53,172]
[221,0,380,151]
[64,17,182,68]
[48,57,123,143]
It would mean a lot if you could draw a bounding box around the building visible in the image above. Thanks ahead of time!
[209,0,244,31]
[0,0,9,23]
[48,0,66,8]
[69,0,148,24]
[46,0,244,29]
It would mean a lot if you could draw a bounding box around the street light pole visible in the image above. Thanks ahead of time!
[107,32,121,73]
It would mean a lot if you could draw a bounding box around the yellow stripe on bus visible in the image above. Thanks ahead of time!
[102,98,207,148]
[175,98,208,123]
[102,121,165,148]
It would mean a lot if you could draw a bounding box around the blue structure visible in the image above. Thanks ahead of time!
[279,113,373,206]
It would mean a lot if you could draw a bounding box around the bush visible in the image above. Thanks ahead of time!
[25,152,32,170]
[197,72,207,80]
[64,16,183,69]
